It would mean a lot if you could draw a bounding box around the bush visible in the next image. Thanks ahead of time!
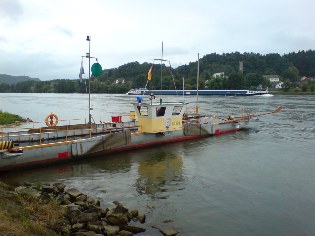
[301,84,308,92]
[0,111,26,125]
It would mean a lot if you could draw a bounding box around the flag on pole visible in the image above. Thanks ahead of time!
[147,65,153,80]
[79,57,85,80]
[80,66,85,75]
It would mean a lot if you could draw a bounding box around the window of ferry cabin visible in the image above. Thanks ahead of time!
[172,106,183,115]
[156,107,166,117]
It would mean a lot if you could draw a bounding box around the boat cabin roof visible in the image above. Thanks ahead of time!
[132,102,187,119]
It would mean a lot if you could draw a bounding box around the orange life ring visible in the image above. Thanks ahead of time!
[45,113,59,127]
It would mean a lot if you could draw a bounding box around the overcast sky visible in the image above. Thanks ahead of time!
[0,0,314,80]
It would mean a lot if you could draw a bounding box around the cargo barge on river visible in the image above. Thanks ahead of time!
[126,88,271,96]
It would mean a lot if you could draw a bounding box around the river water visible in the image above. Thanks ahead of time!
[0,93,315,235]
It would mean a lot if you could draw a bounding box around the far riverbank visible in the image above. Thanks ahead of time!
[270,90,315,95]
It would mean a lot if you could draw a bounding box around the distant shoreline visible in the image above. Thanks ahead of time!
[0,91,314,95]
[270,90,315,95]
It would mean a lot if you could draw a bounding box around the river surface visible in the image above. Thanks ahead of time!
[0,93,315,235]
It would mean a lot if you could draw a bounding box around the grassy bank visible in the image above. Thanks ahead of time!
[0,181,64,235]
[0,111,26,125]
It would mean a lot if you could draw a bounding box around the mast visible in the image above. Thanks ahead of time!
[182,77,185,99]
[154,41,167,90]
[161,41,163,90]
[86,36,91,125]
[183,64,186,100]
[196,53,199,115]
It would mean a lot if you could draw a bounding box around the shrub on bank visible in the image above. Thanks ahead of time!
[0,111,26,125]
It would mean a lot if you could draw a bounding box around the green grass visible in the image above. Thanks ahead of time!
[0,110,26,125]
[0,181,64,235]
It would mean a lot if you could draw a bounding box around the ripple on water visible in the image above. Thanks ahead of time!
[1,94,315,235]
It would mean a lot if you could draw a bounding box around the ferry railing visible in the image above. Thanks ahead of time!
[1,120,139,145]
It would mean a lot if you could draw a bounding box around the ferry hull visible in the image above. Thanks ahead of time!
[0,121,247,172]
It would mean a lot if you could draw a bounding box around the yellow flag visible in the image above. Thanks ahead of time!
[147,65,153,80]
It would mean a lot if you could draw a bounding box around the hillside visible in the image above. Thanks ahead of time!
[0,50,314,93]
[0,74,40,85]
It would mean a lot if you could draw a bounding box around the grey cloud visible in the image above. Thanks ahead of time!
[53,26,73,37]
[0,0,24,22]
[0,36,7,42]
[0,51,69,79]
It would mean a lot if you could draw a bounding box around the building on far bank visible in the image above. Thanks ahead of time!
[263,75,281,88]
[275,82,284,89]
[212,72,225,78]
[115,78,125,84]
[300,76,314,82]
[263,75,280,83]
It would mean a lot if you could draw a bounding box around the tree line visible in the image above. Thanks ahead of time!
[1,50,314,93]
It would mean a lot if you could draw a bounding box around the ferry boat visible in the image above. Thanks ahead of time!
[0,94,282,171]
[126,88,149,95]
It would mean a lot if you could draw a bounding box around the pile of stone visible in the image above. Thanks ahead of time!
[16,182,147,236]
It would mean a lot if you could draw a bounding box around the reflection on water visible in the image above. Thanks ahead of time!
[1,93,315,235]
[135,151,183,198]
[0,152,133,186]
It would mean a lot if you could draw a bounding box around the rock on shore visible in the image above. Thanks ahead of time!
[15,182,148,235]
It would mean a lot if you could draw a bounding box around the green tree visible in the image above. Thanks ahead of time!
[283,66,300,85]
[226,72,244,89]
[208,77,225,89]
[282,79,292,92]
[244,73,259,88]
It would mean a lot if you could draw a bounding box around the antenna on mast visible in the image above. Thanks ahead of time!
[153,41,167,90]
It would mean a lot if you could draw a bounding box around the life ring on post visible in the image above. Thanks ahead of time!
[45,113,59,127]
